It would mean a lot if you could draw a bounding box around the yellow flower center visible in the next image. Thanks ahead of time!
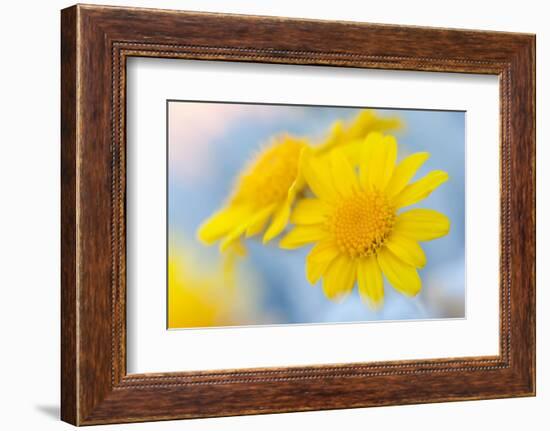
[231,137,306,207]
[328,191,396,258]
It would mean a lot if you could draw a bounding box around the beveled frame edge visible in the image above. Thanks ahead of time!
[61,4,535,426]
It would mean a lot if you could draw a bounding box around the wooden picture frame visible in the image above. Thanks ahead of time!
[61,4,535,425]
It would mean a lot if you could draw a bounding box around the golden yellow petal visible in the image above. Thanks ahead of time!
[220,222,249,252]
[197,205,249,245]
[394,209,451,241]
[369,135,397,190]
[377,247,422,297]
[263,202,292,244]
[305,240,340,284]
[322,255,357,301]
[329,149,359,197]
[316,120,344,153]
[337,138,363,163]
[291,198,329,225]
[346,110,403,138]
[385,152,430,198]
[245,205,276,237]
[279,224,327,249]
[357,256,384,308]
[302,151,338,203]
[360,132,397,190]
[318,110,403,156]
[392,170,449,208]
[359,132,382,188]
[384,233,426,268]
[291,146,308,195]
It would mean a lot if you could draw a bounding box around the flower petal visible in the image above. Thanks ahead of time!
[385,152,430,198]
[279,225,327,249]
[377,247,422,297]
[302,152,338,203]
[392,170,449,208]
[317,120,344,153]
[317,110,402,156]
[263,164,306,243]
[360,133,397,190]
[291,198,329,225]
[220,222,249,252]
[322,255,357,301]
[290,147,308,195]
[197,205,248,245]
[357,256,384,308]
[245,205,276,237]
[329,149,359,197]
[346,110,403,140]
[263,202,292,244]
[394,209,451,241]
[384,233,426,268]
[337,138,363,164]
[305,240,340,284]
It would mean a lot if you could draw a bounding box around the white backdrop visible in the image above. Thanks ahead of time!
[127,59,499,373]
[0,0,546,430]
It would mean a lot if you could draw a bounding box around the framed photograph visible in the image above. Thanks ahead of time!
[61,4,535,425]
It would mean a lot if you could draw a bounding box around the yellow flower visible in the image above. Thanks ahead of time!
[168,251,223,328]
[168,241,260,328]
[318,109,403,158]
[279,132,450,308]
[197,110,401,251]
[198,134,309,250]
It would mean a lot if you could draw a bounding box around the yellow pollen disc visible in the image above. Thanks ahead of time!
[328,191,396,258]
[231,137,306,207]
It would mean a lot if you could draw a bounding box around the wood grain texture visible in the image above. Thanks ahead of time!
[60,6,78,425]
[60,4,536,425]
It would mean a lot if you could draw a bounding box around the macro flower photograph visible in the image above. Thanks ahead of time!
[167,102,465,329]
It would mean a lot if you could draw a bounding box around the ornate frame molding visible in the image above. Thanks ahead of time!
[61,5,535,425]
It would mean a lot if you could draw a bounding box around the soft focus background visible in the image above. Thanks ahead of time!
[168,102,465,328]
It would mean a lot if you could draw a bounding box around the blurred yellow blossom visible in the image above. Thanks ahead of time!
[197,110,402,251]
[168,240,262,328]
